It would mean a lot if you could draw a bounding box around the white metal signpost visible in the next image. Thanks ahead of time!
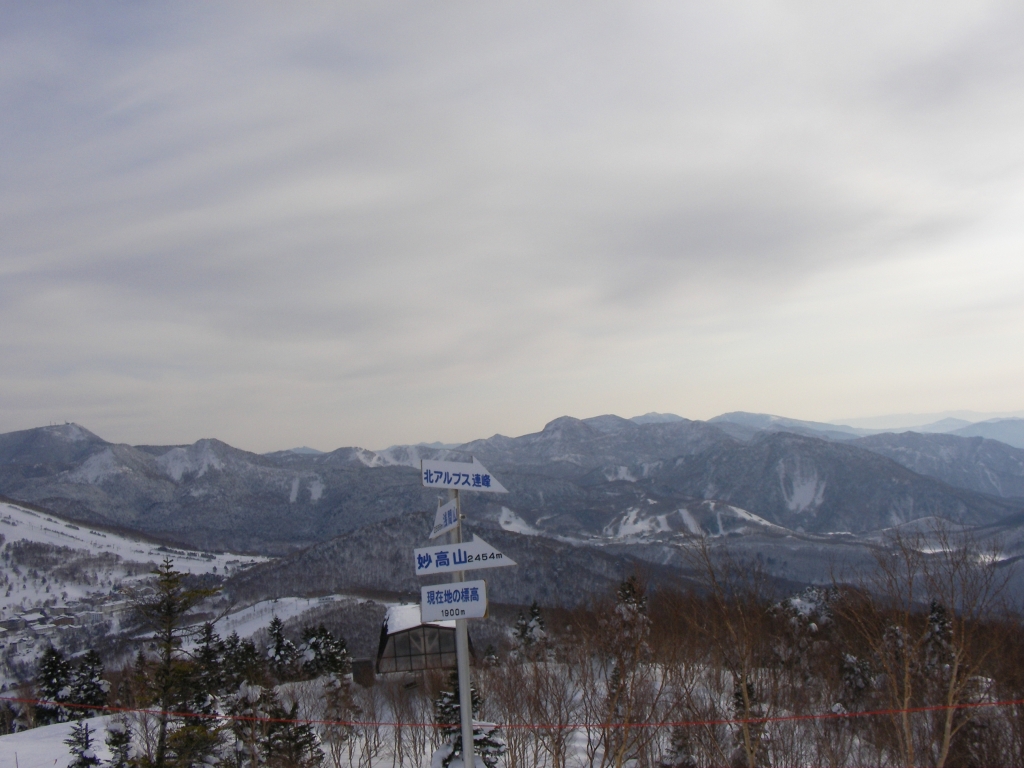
[417,458,513,768]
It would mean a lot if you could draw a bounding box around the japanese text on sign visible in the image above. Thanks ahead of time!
[429,498,459,540]
[424,469,491,488]
[420,459,508,493]
[413,535,517,576]
[424,585,481,605]
[421,579,488,622]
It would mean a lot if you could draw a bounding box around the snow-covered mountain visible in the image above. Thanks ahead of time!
[1,414,1022,558]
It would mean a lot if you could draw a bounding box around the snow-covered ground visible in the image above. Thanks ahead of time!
[0,501,267,578]
[0,716,112,768]
[497,507,542,536]
[0,500,272,687]
[210,595,349,640]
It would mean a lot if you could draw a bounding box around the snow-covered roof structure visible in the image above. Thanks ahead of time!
[383,604,454,634]
[377,604,461,674]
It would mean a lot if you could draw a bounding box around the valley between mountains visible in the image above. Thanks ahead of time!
[1,412,1023,606]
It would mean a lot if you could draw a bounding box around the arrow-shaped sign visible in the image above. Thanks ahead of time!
[414,535,517,576]
[421,458,508,494]
[429,498,460,540]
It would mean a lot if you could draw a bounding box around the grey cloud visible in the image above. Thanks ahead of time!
[2,3,1023,450]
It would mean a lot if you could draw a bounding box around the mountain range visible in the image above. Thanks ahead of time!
[2,411,1024,603]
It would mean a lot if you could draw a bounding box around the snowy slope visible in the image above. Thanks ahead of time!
[0,502,267,576]
[0,716,112,768]
[0,501,268,635]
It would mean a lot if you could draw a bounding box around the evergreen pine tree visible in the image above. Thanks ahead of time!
[227,681,268,768]
[105,718,133,768]
[526,601,546,645]
[433,671,506,768]
[925,599,953,672]
[165,624,225,767]
[130,557,219,768]
[68,650,110,717]
[661,725,698,768]
[194,623,226,699]
[298,624,350,679]
[35,645,71,724]
[513,611,529,649]
[223,631,264,691]
[64,719,101,768]
[267,617,299,681]
[228,684,323,768]
[261,699,324,768]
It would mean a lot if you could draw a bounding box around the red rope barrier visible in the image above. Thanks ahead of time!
[2,694,1021,731]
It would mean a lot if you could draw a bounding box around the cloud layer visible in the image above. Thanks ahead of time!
[2,3,1023,451]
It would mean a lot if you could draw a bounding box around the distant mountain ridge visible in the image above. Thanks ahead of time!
[1,411,1023,558]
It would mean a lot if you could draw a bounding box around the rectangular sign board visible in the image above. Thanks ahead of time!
[429,498,459,540]
[414,535,516,576]
[421,579,487,621]
[421,458,508,494]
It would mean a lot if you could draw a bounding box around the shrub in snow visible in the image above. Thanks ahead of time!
[64,719,101,768]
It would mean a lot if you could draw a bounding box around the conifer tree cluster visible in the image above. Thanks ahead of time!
[512,600,547,660]
[35,647,110,724]
[35,558,354,768]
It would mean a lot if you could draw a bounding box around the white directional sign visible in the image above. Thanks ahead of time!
[421,579,488,621]
[429,498,460,540]
[414,535,517,576]
[421,458,508,494]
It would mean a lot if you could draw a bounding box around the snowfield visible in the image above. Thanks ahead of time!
[0,716,112,768]
[0,501,268,578]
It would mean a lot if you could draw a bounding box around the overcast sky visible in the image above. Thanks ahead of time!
[2,3,1023,452]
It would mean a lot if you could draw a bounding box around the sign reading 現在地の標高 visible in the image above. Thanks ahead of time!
[429,498,459,540]
[421,579,488,621]
[421,458,508,493]
[414,534,516,576]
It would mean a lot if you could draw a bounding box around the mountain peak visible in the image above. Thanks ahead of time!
[630,412,685,425]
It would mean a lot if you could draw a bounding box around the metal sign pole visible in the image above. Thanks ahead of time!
[452,488,476,768]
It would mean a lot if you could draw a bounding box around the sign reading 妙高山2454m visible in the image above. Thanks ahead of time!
[414,535,517,576]
[420,458,509,493]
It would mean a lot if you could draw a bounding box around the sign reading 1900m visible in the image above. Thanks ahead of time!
[421,579,488,621]
[414,534,517,576]
[421,458,508,493]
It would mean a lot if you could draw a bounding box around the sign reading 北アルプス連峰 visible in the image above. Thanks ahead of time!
[420,458,508,494]
[421,579,488,621]
[413,534,516,576]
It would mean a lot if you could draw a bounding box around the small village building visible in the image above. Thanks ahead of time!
[376,604,464,674]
